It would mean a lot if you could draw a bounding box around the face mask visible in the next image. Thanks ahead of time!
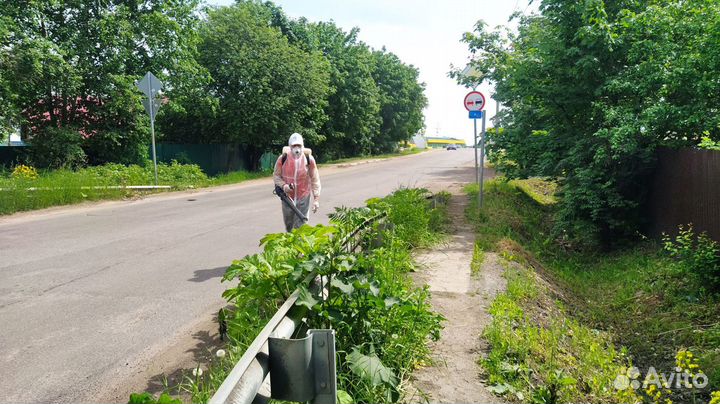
[291,146,302,157]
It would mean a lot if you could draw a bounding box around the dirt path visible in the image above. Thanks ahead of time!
[407,186,506,404]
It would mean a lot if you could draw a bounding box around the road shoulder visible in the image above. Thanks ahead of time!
[406,185,507,403]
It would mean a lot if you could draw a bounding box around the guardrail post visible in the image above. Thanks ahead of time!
[268,329,336,404]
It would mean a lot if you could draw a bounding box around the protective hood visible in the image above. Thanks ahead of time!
[288,133,304,147]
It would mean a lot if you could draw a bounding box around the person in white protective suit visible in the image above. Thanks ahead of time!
[273,133,322,232]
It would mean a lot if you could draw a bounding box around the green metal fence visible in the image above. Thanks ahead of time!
[154,143,252,176]
[0,146,28,167]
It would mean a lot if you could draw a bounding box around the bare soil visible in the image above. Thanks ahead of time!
[406,185,507,404]
[93,308,224,403]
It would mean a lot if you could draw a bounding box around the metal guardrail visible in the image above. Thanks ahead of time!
[209,212,387,404]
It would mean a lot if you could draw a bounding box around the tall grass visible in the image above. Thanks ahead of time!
[0,163,271,215]
[466,178,720,402]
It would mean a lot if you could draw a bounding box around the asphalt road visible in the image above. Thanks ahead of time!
[0,148,477,403]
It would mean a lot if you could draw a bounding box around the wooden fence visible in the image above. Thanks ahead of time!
[648,148,720,242]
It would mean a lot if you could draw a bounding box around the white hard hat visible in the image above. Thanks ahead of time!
[288,132,304,147]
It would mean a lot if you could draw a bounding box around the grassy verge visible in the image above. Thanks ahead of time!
[466,179,720,403]
[484,248,635,403]
[0,163,270,215]
[204,170,269,186]
[2,146,425,216]
[136,188,448,404]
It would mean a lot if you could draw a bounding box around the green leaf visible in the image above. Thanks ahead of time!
[331,277,355,295]
[347,348,398,387]
[128,392,155,404]
[324,308,344,323]
[127,392,180,404]
[333,254,357,272]
[337,390,353,404]
[352,279,370,291]
[557,375,577,387]
[384,297,399,307]
[487,383,514,395]
[296,286,319,310]
[156,393,182,404]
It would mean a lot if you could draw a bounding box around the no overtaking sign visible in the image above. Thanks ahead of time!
[464,91,486,112]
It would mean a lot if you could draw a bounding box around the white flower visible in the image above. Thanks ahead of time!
[216,349,226,358]
[192,366,203,377]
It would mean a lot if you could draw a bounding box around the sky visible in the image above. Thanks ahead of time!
[206,0,537,145]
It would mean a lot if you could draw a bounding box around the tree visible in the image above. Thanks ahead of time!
[1,0,203,167]
[253,1,426,159]
[157,0,427,165]
[306,22,381,160]
[0,13,18,137]
[192,4,331,168]
[455,0,720,247]
[372,49,427,154]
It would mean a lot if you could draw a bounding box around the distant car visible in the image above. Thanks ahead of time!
[446,145,458,150]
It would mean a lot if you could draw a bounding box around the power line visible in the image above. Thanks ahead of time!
[512,0,522,15]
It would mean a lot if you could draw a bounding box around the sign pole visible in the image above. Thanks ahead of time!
[136,72,164,186]
[464,90,486,206]
[479,111,487,207]
[147,79,159,186]
[474,116,479,186]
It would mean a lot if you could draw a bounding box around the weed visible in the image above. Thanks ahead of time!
[471,242,485,276]
[128,392,181,404]
[468,178,720,402]
[0,162,270,215]
[170,188,448,404]
[483,260,636,403]
[663,224,720,294]
[11,164,38,180]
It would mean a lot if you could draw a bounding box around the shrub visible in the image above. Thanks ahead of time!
[83,127,149,166]
[663,225,720,294]
[157,160,208,185]
[27,126,87,169]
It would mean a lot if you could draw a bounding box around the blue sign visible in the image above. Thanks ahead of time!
[469,110,483,119]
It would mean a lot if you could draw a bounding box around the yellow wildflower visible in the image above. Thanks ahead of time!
[11,164,39,180]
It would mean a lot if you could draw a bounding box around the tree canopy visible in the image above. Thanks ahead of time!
[159,1,427,163]
[1,0,203,167]
[0,0,428,169]
[194,4,331,167]
[455,0,720,246]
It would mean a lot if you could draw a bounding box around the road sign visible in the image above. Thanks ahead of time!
[464,91,486,112]
[136,72,164,100]
[469,110,483,119]
[141,97,162,117]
